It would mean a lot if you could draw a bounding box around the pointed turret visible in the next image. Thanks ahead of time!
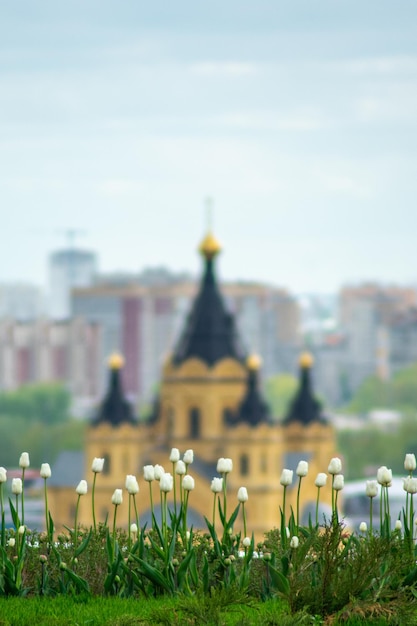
[228,354,270,427]
[92,353,136,426]
[172,231,246,366]
[283,352,326,425]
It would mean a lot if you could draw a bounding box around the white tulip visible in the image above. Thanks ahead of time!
[377,466,392,487]
[160,473,173,493]
[169,448,180,463]
[40,463,51,479]
[328,458,342,475]
[404,453,417,472]
[19,452,30,469]
[175,460,186,475]
[130,522,138,536]
[211,477,223,493]
[143,465,155,482]
[112,489,123,505]
[315,473,327,488]
[296,461,308,477]
[217,458,233,474]
[8,538,15,548]
[18,525,25,535]
[403,476,417,494]
[76,480,88,496]
[0,467,7,483]
[280,469,293,487]
[182,475,195,491]
[242,536,251,548]
[395,519,402,531]
[359,521,367,533]
[333,474,344,491]
[125,475,139,495]
[91,458,105,473]
[237,487,248,503]
[154,465,165,481]
[365,480,379,498]
[12,478,22,495]
[183,449,194,465]
[290,536,299,549]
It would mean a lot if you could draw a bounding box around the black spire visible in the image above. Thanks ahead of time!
[92,354,136,427]
[284,353,327,425]
[173,232,246,366]
[228,355,270,427]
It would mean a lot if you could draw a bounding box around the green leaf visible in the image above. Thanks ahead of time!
[268,563,290,596]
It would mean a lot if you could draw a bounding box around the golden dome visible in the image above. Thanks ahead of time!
[198,231,222,260]
[299,351,314,369]
[108,352,125,370]
[246,353,262,371]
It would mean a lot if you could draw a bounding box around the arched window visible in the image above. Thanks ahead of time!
[240,453,249,476]
[189,407,201,439]
[223,407,233,425]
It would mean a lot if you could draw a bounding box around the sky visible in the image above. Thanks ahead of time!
[1,1,417,294]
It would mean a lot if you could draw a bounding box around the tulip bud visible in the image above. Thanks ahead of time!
[217,458,233,474]
[365,480,378,498]
[182,474,195,491]
[130,523,138,536]
[12,478,22,495]
[8,538,15,548]
[169,448,180,463]
[328,458,342,475]
[92,457,105,473]
[160,473,173,493]
[290,536,299,549]
[333,474,344,491]
[280,469,293,487]
[175,460,186,475]
[237,487,248,503]
[242,536,251,548]
[377,466,392,487]
[395,519,402,531]
[403,476,417,494]
[359,521,367,533]
[125,475,139,495]
[315,473,327,488]
[112,489,123,505]
[18,525,25,535]
[154,465,165,481]
[0,467,7,483]
[76,480,88,496]
[143,465,155,482]
[40,463,51,479]
[211,477,223,493]
[296,461,308,477]
[19,452,30,469]
[183,449,194,465]
[405,453,417,472]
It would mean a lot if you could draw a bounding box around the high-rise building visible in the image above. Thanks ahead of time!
[49,249,98,319]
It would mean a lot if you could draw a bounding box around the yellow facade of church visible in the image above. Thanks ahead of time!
[50,233,338,540]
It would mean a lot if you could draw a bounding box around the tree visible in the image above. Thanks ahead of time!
[264,373,298,421]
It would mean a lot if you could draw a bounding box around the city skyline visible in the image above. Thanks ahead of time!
[2,2,417,293]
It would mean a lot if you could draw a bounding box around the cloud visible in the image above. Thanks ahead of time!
[188,61,257,77]
[96,179,144,196]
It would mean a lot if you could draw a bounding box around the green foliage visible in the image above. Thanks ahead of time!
[338,413,417,479]
[264,374,298,421]
[345,363,417,415]
[0,383,71,425]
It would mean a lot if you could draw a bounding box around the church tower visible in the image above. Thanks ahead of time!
[282,352,336,522]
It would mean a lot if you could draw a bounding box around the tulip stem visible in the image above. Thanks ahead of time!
[296,477,302,530]
[112,503,119,552]
[172,462,177,515]
[74,494,81,552]
[315,486,320,527]
[212,493,217,528]
[242,502,247,539]
[0,483,4,548]
[43,478,49,539]
[369,497,373,536]
[148,482,154,528]
[133,494,140,530]
[21,467,25,526]
[92,472,97,534]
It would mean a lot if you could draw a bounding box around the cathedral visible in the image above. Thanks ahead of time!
[50,231,337,538]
